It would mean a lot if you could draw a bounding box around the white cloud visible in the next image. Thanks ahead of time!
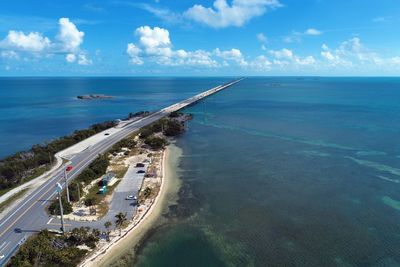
[248,55,272,70]
[66,53,91,65]
[257,33,268,43]
[138,4,183,24]
[282,33,301,43]
[1,50,19,59]
[304,28,322,36]
[184,0,282,28]
[269,48,293,59]
[77,54,92,65]
[336,37,381,65]
[65,53,76,63]
[135,26,172,58]
[214,48,247,66]
[127,26,218,68]
[296,55,315,65]
[319,38,400,70]
[57,18,84,52]
[0,17,89,65]
[127,43,143,65]
[390,56,400,65]
[269,48,315,66]
[0,31,51,52]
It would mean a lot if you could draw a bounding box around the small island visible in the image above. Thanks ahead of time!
[77,94,114,100]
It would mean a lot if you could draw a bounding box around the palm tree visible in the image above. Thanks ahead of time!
[104,221,112,241]
[115,212,127,236]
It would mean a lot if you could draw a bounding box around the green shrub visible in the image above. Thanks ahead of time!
[164,120,184,136]
[48,196,73,215]
[144,136,168,150]
[8,228,99,267]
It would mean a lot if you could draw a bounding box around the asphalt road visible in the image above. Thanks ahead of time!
[0,78,243,265]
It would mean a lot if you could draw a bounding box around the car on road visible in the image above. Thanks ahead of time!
[104,133,110,136]
[14,228,22,233]
[66,165,73,172]
[137,170,145,174]
[125,195,137,200]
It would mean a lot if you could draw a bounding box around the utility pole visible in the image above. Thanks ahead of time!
[56,182,65,235]
[64,168,70,203]
[77,182,81,206]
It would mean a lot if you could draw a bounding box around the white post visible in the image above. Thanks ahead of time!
[64,168,70,203]
[77,182,80,206]
[56,183,65,234]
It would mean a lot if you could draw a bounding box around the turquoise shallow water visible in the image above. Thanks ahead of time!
[130,78,400,267]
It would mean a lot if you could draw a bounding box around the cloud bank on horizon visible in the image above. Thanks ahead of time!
[0,0,400,75]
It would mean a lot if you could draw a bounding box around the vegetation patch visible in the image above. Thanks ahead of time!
[0,188,29,213]
[8,228,100,267]
[0,121,116,196]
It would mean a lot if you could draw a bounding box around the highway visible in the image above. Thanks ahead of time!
[0,78,243,265]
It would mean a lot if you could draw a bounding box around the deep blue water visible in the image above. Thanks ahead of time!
[128,77,400,267]
[0,77,229,158]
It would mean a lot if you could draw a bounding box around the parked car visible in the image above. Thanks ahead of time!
[125,195,137,200]
[136,163,145,168]
[137,170,146,174]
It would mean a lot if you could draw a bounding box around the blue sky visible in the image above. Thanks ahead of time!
[0,0,400,76]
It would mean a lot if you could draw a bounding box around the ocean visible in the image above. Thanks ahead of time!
[130,77,400,267]
[2,77,400,266]
[0,77,228,158]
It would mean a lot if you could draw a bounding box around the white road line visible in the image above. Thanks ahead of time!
[0,242,6,251]
[0,168,64,228]
[46,218,53,225]
[0,242,9,254]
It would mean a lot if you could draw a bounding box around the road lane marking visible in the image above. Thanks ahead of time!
[46,218,53,225]
[0,168,64,228]
[48,222,72,227]
[0,242,7,252]
[0,242,8,254]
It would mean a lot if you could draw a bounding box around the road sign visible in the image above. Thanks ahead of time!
[55,182,62,193]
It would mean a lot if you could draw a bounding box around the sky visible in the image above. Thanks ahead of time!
[0,0,400,76]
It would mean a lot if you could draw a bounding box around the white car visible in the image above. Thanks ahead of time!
[126,195,137,200]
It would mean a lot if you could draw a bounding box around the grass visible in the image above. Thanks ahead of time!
[110,164,129,179]
[0,188,29,213]
[84,178,122,218]
[138,184,160,205]
[98,179,121,217]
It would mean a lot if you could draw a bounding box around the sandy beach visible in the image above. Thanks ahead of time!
[82,143,182,267]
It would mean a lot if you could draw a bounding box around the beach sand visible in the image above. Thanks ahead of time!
[90,144,182,267]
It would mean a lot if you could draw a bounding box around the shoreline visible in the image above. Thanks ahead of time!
[80,143,182,266]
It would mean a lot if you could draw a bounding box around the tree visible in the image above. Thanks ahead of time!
[143,187,152,198]
[48,196,72,215]
[69,183,82,202]
[164,120,184,136]
[144,136,168,150]
[104,221,112,241]
[115,212,127,236]
[84,197,97,207]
